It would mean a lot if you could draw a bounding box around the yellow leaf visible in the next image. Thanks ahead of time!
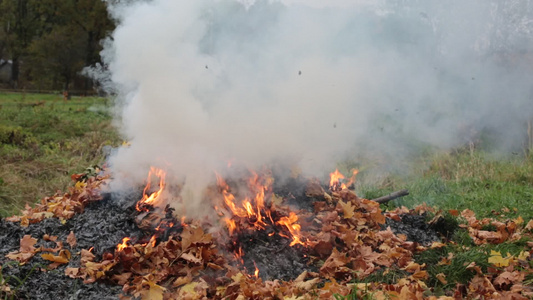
[436,273,447,284]
[143,281,165,300]
[430,242,446,249]
[339,200,355,219]
[179,282,198,297]
[231,272,244,283]
[514,216,524,225]
[517,251,529,261]
[488,250,511,267]
[75,181,87,192]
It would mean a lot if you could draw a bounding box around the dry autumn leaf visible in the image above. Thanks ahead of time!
[525,219,533,231]
[436,273,447,284]
[41,249,71,264]
[6,235,39,263]
[488,250,512,267]
[338,200,355,219]
[141,280,166,300]
[67,231,77,248]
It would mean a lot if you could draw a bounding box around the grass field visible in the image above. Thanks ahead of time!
[0,92,120,217]
[357,150,533,220]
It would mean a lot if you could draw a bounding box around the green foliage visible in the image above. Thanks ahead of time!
[414,244,491,290]
[0,92,120,216]
[361,150,533,220]
[0,0,114,90]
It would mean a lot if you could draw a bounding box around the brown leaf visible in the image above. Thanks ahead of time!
[65,267,80,278]
[448,209,459,216]
[525,219,533,231]
[436,273,448,284]
[20,235,38,253]
[469,275,496,294]
[81,249,95,264]
[295,278,320,291]
[494,271,525,287]
[369,212,386,225]
[112,272,132,285]
[41,249,71,264]
[306,181,325,198]
[181,252,202,264]
[411,270,428,280]
[67,231,77,248]
[6,235,39,263]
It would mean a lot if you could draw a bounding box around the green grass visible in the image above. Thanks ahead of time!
[0,92,120,217]
[356,150,533,220]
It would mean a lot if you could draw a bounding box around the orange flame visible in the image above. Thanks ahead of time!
[277,212,304,246]
[216,170,306,249]
[225,218,237,235]
[117,237,131,252]
[345,169,358,189]
[329,169,345,190]
[136,167,167,211]
[329,169,358,191]
[216,171,268,230]
[253,261,259,279]
[148,235,156,248]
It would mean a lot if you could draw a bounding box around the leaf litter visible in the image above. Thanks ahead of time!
[0,169,531,299]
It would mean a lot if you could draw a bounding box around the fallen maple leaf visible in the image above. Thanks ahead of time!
[488,250,512,267]
[6,235,39,263]
[181,252,202,264]
[67,231,77,248]
[338,200,355,219]
[141,280,165,300]
[65,267,80,278]
[493,271,525,288]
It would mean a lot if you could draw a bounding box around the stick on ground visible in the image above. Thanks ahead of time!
[370,189,409,204]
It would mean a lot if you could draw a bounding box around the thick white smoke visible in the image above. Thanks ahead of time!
[98,0,533,213]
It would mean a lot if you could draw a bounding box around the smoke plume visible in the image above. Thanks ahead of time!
[96,0,533,213]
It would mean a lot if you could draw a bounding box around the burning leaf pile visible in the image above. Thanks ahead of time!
[1,167,532,299]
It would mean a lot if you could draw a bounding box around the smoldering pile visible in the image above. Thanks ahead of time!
[0,168,450,299]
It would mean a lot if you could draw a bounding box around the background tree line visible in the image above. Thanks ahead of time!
[0,0,115,93]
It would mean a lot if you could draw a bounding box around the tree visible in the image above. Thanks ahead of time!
[0,0,115,91]
[27,25,86,90]
[0,0,42,87]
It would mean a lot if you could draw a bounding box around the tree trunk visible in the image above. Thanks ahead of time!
[11,57,19,89]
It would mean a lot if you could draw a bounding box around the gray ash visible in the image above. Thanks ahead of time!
[229,228,315,281]
[384,214,440,246]
[0,194,144,300]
